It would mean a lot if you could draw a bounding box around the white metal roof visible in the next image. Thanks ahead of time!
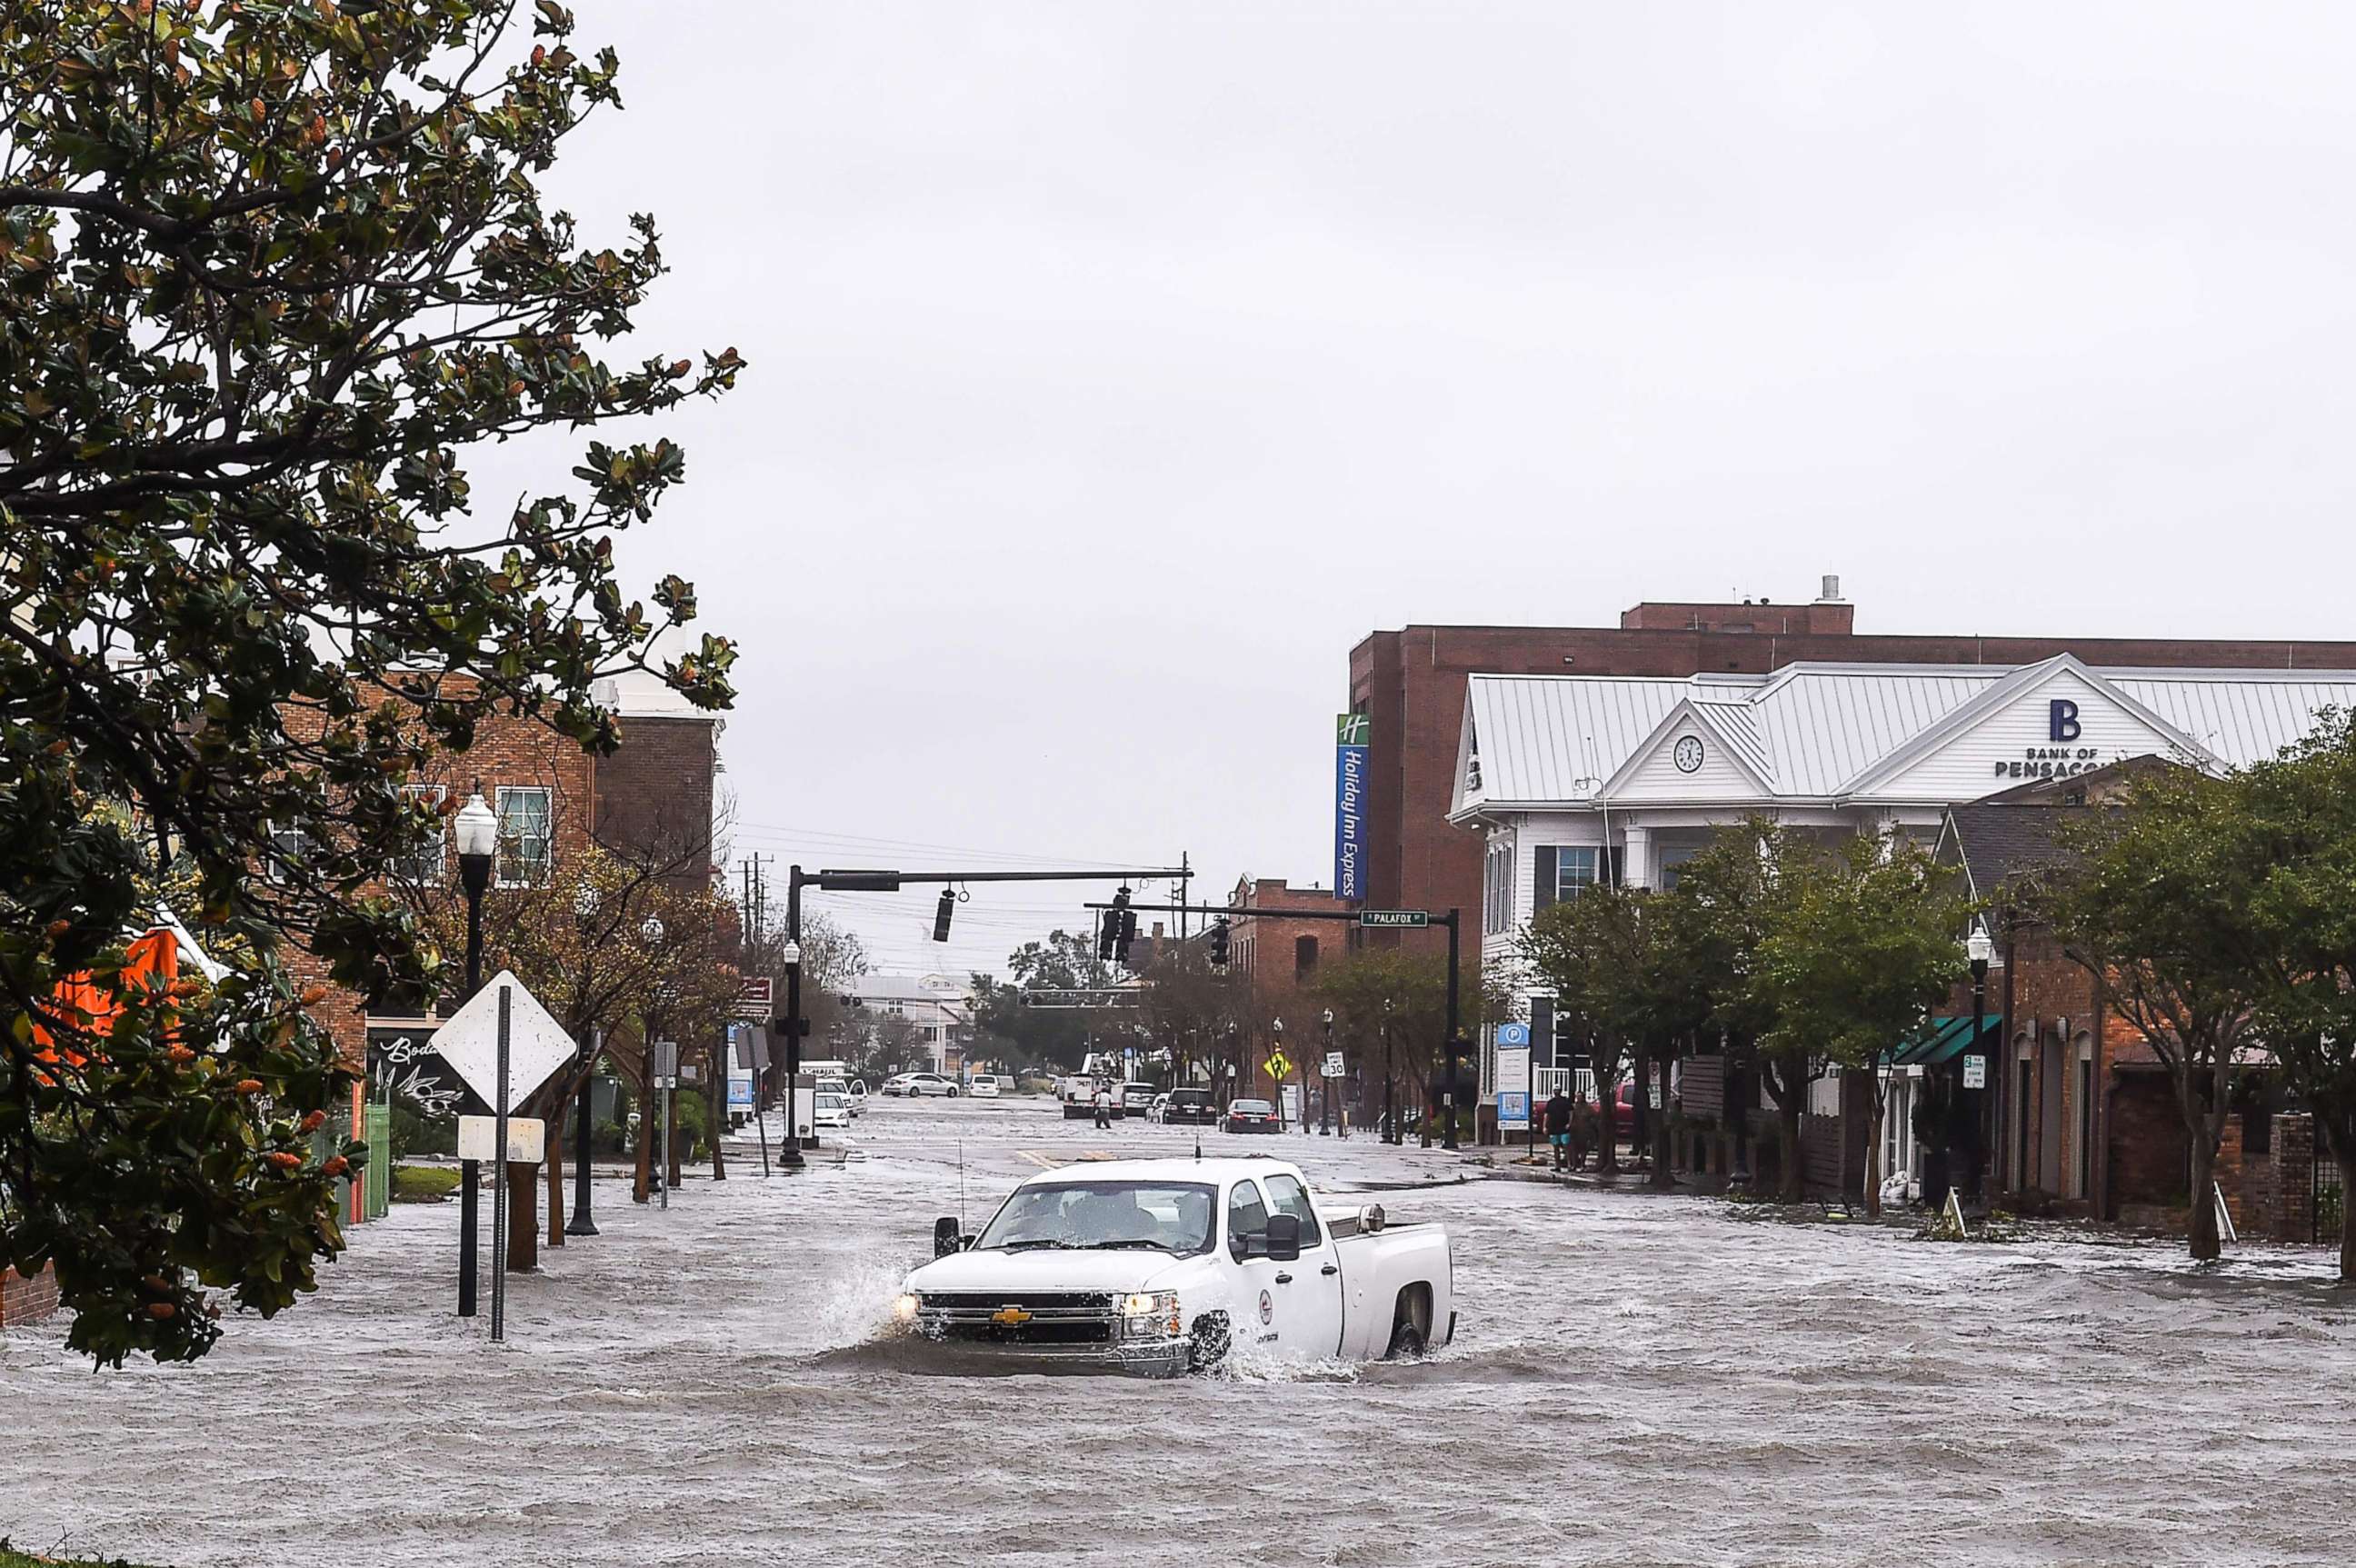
[1453,655,2356,815]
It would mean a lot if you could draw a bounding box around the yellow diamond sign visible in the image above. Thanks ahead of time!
[1265,1052,1293,1080]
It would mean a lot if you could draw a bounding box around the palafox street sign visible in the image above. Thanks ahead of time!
[428,969,578,1110]
[1357,909,1431,929]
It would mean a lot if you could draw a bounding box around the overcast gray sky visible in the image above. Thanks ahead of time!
[474,2,2356,975]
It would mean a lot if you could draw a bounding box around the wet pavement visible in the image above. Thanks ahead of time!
[5,1095,2353,1568]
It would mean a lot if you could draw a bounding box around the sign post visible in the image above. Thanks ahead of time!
[1495,1022,1532,1150]
[735,1027,772,1178]
[490,984,510,1343]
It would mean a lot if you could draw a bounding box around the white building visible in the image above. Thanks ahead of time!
[1450,652,2356,1106]
[840,972,973,1074]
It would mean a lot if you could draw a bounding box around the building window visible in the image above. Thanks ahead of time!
[1554,845,1624,902]
[1484,842,1516,934]
[394,784,448,884]
[494,785,553,887]
[265,821,313,884]
[1294,934,1319,981]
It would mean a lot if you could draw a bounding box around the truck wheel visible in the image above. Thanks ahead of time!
[1188,1313,1232,1373]
[1386,1285,1432,1359]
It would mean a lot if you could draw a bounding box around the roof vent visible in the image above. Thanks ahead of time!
[1817,574,1843,604]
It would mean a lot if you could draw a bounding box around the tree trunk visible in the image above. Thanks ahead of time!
[545,1094,566,1248]
[2185,1124,2221,1262]
[2338,1148,2356,1283]
[633,1074,654,1204]
[708,1058,728,1182]
[1594,1070,1620,1179]
[505,1160,539,1272]
[1778,1098,1805,1203]
[1862,1089,1886,1219]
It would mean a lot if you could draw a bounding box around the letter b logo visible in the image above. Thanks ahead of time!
[2050,699,2081,744]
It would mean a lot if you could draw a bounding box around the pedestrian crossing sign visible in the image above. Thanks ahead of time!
[1265,1051,1293,1080]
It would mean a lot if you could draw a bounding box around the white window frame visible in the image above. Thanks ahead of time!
[265,820,313,884]
[394,784,449,884]
[494,785,554,888]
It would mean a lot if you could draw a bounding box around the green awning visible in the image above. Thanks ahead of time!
[1888,1014,1999,1067]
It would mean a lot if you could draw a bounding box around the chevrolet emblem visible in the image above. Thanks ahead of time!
[990,1305,1033,1327]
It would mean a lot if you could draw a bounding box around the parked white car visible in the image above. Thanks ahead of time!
[812,1090,851,1131]
[967,1074,1002,1098]
[884,1071,958,1098]
[895,1157,1456,1375]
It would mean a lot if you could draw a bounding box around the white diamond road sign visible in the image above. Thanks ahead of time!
[428,970,578,1111]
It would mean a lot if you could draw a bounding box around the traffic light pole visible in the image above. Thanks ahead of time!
[780,864,1193,1134]
[1086,901,1463,1145]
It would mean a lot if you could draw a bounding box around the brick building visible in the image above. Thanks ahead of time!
[1228,876,1355,1112]
[1349,576,2356,974]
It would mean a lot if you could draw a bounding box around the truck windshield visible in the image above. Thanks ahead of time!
[975,1182,1216,1255]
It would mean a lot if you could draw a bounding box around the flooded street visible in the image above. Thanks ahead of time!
[7,1096,2353,1568]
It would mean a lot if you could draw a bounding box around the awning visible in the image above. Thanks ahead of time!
[1887,1014,2001,1067]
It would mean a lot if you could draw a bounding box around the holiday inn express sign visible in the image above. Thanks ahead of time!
[1334,713,1369,901]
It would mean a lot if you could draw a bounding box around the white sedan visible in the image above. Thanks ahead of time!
[883,1072,959,1098]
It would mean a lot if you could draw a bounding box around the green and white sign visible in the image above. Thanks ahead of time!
[1357,909,1430,929]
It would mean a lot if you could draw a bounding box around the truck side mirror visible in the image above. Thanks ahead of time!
[1264,1212,1302,1263]
[933,1216,962,1257]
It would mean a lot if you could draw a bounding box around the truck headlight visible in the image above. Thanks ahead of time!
[893,1293,921,1325]
[1120,1291,1181,1339]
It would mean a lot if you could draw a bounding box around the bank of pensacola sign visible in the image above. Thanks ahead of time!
[1334,713,1369,901]
[1996,699,2107,781]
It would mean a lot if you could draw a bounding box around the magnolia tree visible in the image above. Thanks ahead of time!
[0,2,734,1362]
[2031,774,2263,1263]
[1752,834,1970,1215]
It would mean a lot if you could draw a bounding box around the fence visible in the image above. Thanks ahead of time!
[2319,1151,2345,1246]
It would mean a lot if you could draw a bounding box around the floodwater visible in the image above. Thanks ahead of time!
[5,1096,2352,1568]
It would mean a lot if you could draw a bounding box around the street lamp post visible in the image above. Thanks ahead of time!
[1381,999,1395,1144]
[452,788,497,1319]
[1271,1017,1285,1130]
[1320,1009,1334,1136]
[778,934,804,1173]
[641,914,668,1200]
[1966,921,1993,1204]
[565,883,602,1239]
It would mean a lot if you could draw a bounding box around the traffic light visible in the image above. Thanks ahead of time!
[1207,917,1231,966]
[1110,886,1135,965]
[933,888,956,943]
[1096,904,1118,962]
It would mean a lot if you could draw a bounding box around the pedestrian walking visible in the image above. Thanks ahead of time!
[1093,1081,1111,1130]
[1543,1086,1573,1172]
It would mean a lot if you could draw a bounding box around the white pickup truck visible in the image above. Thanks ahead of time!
[894,1156,1456,1375]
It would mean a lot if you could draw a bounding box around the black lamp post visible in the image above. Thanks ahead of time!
[1271,1017,1286,1129]
[1381,998,1395,1144]
[565,884,602,1238]
[778,936,804,1172]
[1320,1009,1334,1136]
[1965,922,1993,1204]
[452,786,497,1318]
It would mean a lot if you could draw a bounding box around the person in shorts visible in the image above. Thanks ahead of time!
[1543,1086,1574,1172]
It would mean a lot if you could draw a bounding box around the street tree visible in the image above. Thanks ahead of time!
[2029,772,2266,1262]
[1522,879,1673,1179]
[2234,711,2356,1278]
[1662,821,1792,1193]
[1752,834,1970,1216]
[1137,942,1243,1089]
[969,929,1123,1073]
[0,1,735,1363]
[1308,945,1471,1138]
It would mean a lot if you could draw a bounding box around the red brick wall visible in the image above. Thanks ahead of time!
[1353,615,2356,974]
[1,1263,59,1327]
[593,714,718,887]
[2108,1072,2186,1215]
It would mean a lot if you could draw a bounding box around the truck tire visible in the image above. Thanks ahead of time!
[1386,1285,1432,1359]
[1188,1313,1232,1373]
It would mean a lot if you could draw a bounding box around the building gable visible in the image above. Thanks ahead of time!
[1603,703,1774,802]
[1852,661,2211,801]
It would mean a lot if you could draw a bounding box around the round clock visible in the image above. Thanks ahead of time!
[1673,734,1705,774]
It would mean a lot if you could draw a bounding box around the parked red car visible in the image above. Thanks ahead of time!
[1589,1080,1638,1140]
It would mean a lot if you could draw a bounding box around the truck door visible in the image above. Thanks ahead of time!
[1223,1178,1293,1356]
[1259,1172,1345,1358]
